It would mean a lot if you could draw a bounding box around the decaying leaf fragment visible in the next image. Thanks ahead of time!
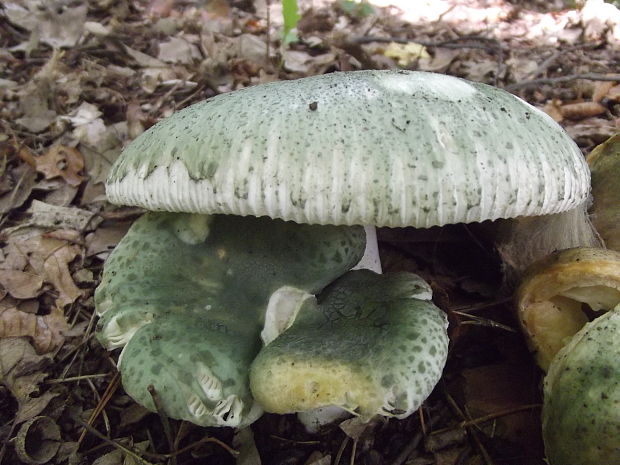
[0,270,44,299]
[19,145,85,187]
[5,229,84,308]
[0,304,68,354]
[383,41,430,67]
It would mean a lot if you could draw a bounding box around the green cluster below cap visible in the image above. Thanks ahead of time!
[250,270,449,419]
[95,212,365,427]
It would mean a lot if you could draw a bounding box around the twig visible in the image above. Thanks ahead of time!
[430,403,542,435]
[350,439,357,465]
[449,297,512,314]
[266,0,271,63]
[147,384,177,465]
[453,311,517,333]
[75,419,156,465]
[46,373,111,384]
[334,436,350,465]
[161,434,239,459]
[78,372,120,444]
[269,435,320,445]
[506,73,620,91]
[443,388,495,465]
[390,430,424,465]
[391,407,445,465]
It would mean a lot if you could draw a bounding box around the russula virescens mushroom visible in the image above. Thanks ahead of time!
[96,70,592,428]
[542,304,620,465]
[250,270,448,420]
[96,213,366,427]
[516,247,620,371]
[587,133,620,252]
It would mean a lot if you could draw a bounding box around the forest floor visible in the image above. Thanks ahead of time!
[1,0,619,464]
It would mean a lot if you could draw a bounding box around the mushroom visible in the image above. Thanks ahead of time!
[587,133,620,251]
[542,304,620,465]
[516,247,620,371]
[95,213,366,427]
[96,70,592,427]
[250,270,448,421]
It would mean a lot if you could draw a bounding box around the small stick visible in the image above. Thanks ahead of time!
[430,403,542,436]
[76,419,156,465]
[78,372,120,444]
[148,384,176,465]
[506,73,620,91]
[334,436,350,465]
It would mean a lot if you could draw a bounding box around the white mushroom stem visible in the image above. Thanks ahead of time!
[496,202,602,282]
[353,226,382,274]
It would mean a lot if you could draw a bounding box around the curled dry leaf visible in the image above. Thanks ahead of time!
[383,42,430,67]
[560,101,607,120]
[592,81,616,102]
[0,338,51,397]
[0,163,37,215]
[7,231,83,308]
[0,305,68,354]
[19,145,85,187]
[0,270,44,299]
[14,416,61,464]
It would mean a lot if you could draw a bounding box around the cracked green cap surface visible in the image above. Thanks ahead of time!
[249,270,449,419]
[107,70,589,228]
[95,212,365,427]
[542,305,620,465]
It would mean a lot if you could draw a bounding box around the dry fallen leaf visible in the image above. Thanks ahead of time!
[157,36,202,64]
[592,81,616,102]
[0,305,68,354]
[560,101,607,120]
[0,270,43,299]
[86,222,132,258]
[4,2,87,48]
[0,163,37,215]
[28,200,97,231]
[7,230,83,308]
[384,41,430,67]
[20,145,85,187]
[0,337,50,398]
[542,100,564,122]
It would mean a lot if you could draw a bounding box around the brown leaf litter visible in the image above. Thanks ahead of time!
[1,0,620,464]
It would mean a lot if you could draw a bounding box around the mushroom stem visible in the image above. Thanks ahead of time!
[497,202,601,282]
[353,225,382,274]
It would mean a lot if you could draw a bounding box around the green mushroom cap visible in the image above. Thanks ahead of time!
[95,213,365,427]
[107,70,588,228]
[249,270,449,419]
[542,305,620,465]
